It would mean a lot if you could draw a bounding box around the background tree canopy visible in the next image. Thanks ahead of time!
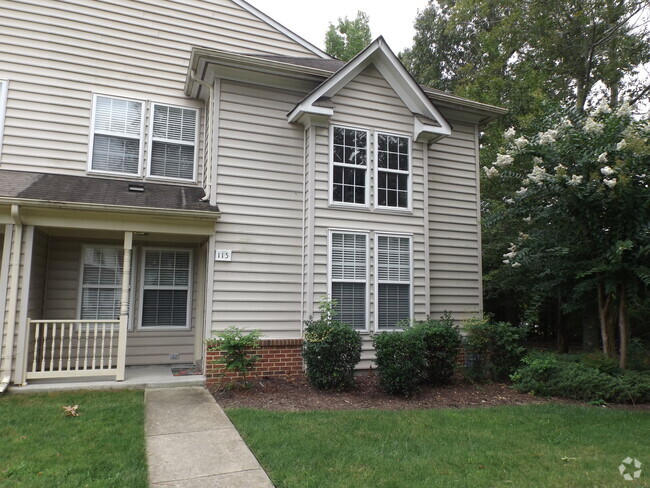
[325,11,372,61]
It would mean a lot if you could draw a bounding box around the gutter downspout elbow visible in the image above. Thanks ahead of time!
[0,205,24,393]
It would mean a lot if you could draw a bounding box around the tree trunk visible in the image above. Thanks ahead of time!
[576,78,588,113]
[597,283,617,359]
[582,305,599,352]
[618,284,628,369]
[609,82,619,108]
[556,295,569,353]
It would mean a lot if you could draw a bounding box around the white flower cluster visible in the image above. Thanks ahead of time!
[504,127,516,140]
[483,166,499,178]
[527,165,547,185]
[537,129,558,145]
[616,139,627,151]
[503,243,520,267]
[598,152,608,163]
[516,186,528,195]
[616,101,632,117]
[558,117,573,129]
[567,175,583,186]
[594,101,611,115]
[600,166,616,177]
[494,154,514,167]
[603,178,617,189]
[514,137,529,150]
[584,117,604,134]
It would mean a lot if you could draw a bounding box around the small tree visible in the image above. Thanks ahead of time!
[325,11,372,61]
[212,326,261,385]
[483,102,650,368]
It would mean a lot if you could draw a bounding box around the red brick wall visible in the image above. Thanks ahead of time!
[205,339,303,384]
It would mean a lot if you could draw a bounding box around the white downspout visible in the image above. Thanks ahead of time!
[0,205,23,393]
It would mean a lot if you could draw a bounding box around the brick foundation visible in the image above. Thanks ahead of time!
[205,339,303,384]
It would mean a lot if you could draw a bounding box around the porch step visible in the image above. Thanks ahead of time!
[8,365,205,393]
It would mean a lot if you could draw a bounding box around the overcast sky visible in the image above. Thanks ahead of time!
[247,0,429,53]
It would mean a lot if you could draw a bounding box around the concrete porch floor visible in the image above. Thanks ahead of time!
[8,365,205,393]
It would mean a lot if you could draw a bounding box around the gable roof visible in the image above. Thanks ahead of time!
[232,0,331,59]
[287,37,452,140]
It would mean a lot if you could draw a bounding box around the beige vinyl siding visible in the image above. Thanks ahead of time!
[310,66,428,367]
[0,0,318,177]
[210,80,305,338]
[428,120,482,321]
[41,238,200,365]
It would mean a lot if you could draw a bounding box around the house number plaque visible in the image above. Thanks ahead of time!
[215,250,232,262]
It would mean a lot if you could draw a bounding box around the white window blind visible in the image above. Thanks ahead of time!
[377,133,410,209]
[377,235,411,329]
[149,104,197,180]
[332,126,368,205]
[330,232,367,329]
[141,250,191,328]
[80,247,131,321]
[91,96,143,175]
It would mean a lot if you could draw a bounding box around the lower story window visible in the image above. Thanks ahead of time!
[377,235,412,329]
[80,247,131,321]
[330,232,367,329]
[141,249,192,328]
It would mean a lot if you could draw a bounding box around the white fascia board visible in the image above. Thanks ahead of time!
[231,0,331,59]
[287,38,451,136]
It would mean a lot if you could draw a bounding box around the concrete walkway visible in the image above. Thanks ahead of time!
[145,387,274,488]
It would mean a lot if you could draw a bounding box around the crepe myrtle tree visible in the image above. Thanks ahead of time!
[483,101,650,368]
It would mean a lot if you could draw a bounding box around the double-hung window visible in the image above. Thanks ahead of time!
[376,133,410,209]
[376,235,412,329]
[331,126,368,205]
[89,95,144,176]
[80,247,132,322]
[141,249,192,328]
[0,79,7,157]
[148,104,198,181]
[329,232,368,330]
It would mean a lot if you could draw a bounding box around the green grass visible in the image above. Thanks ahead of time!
[228,405,650,488]
[0,390,148,488]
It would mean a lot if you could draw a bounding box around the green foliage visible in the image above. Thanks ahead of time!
[463,317,528,382]
[325,11,372,61]
[627,338,650,371]
[303,300,362,391]
[512,352,650,403]
[412,313,462,384]
[212,326,262,382]
[373,328,427,396]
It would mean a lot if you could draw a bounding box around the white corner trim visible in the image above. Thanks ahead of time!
[287,37,452,139]
[231,0,331,59]
[0,79,9,160]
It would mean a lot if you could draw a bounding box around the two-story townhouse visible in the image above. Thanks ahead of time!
[0,0,505,390]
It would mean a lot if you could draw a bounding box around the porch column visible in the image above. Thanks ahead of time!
[116,231,132,382]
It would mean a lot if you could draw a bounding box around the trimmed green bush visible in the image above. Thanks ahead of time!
[211,326,261,384]
[511,352,650,404]
[373,328,427,396]
[303,302,362,391]
[463,318,527,382]
[412,314,462,385]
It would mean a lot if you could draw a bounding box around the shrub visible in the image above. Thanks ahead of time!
[303,301,362,391]
[373,328,427,396]
[412,313,462,385]
[463,317,527,382]
[627,338,650,371]
[211,326,262,384]
[511,352,650,404]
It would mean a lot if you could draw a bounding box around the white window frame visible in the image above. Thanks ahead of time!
[0,79,8,159]
[87,93,145,177]
[146,102,199,183]
[327,229,370,331]
[374,131,413,212]
[374,233,414,332]
[329,125,370,209]
[138,247,193,331]
[77,245,136,330]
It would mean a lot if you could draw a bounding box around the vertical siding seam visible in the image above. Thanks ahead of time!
[306,125,317,317]
[14,225,34,385]
[423,142,431,314]
[0,225,14,363]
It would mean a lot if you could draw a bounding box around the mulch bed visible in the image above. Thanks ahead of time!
[209,374,599,411]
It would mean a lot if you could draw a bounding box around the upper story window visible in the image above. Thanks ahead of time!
[331,126,368,205]
[148,104,198,181]
[90,95,144,176]
[376,133,410,209]
[0,79,9,158]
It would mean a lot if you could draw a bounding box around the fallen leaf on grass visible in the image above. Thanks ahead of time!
[62,405,79,417]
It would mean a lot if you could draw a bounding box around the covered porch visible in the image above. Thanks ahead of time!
[0,171,219,389]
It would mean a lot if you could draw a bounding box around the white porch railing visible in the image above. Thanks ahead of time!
[25,319,125,380]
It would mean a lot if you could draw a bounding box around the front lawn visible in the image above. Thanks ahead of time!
[228,404,650,488]
[0,390,148,487]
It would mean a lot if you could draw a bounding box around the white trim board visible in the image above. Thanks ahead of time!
[231,0,331,59]
[0,79,9,160]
